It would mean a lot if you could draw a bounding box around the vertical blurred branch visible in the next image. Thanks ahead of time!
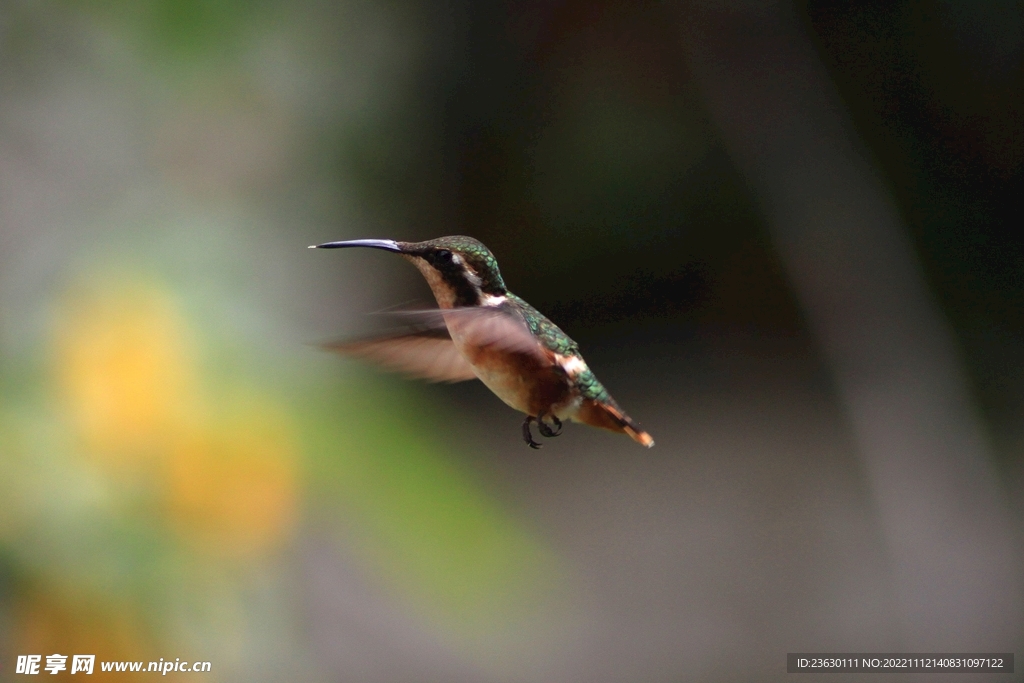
[673,0,1021,648]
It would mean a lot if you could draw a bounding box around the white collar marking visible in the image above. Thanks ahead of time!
[557,354,588,377]
[480,294,507,307]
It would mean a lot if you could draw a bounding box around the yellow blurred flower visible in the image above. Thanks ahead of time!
[53,278,198,469]
[51,272,297,556]
[14,586,163,682]
[166,400,298,556]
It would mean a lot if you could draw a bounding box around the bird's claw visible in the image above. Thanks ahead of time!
[537,413,562,438]
[522,416,543,449]
[522,413,562,448]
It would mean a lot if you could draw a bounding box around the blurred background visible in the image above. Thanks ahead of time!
[0,0,1022,681]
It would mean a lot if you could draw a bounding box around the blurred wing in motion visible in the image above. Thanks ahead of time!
[382,306,549,359]
[322,326,478,383]
[323,305,550,383]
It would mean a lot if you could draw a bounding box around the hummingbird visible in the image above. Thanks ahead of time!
[310,236,654,449]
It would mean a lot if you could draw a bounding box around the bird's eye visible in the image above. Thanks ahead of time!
[435,249,453,264]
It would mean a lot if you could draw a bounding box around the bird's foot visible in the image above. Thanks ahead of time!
[537,413,562,438]
[522,416,543,449]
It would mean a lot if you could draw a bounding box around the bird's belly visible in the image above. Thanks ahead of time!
[450,334,573,417]
[472,360,534,414]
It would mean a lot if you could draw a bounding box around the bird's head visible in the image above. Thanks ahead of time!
[311,235,507,308]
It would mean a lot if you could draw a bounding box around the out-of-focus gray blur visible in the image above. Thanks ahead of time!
[1,1,1021,682]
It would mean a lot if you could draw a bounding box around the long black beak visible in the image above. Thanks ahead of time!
[308,238,402,252]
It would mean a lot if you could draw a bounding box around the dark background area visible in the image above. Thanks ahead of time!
[344,0,1024,451]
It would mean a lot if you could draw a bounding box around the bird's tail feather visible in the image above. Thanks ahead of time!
[577,399,654,448]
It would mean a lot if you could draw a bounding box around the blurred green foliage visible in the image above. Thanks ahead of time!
[76,0,267,58]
